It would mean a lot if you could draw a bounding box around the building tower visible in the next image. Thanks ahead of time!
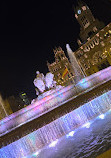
[47,47,75,86]
[74,1,104,44]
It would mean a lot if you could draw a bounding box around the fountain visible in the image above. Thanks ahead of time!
[0,67,111,157]
[0,66,111,138]
[66,44,85,82]
[0,90,111,158]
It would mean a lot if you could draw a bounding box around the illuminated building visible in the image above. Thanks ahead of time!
[73,2,111,76]
[47,47,75,86]
[48,2,111,83]
[7,93,30,113]
[74,1,104,44]
[19,92,30,107]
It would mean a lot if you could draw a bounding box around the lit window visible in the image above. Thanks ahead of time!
[75,14,78,19]
[93,27,97,32]
[68,74,70,78]
[84,54,88,58]
[90,43,94,48]
[100,41,105,47]
[71,73,73,76]
[109,30,111,34]
[82,6,86,11]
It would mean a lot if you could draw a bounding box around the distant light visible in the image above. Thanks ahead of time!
[33,151,39,157]
[78,9,81,14]
[82,6,86,11]
[49,139,58,147]
[99,114,105,119]
[66,131,75,138]
[75,14,78,19]
[83,122,90,128]
[22,93,26,96]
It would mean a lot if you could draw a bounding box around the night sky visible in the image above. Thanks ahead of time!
[0,0,111,99]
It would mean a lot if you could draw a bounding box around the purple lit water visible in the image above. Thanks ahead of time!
[0,67,111,157]
[32,110,111,158]
[1,66,111,137]
[0,91,111,158]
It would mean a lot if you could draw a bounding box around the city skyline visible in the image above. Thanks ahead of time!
[0,0,111,99]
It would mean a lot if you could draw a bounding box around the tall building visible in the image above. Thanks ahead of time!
[7,95,24,112]
[7,93,30,113]
[19,92,30,106]
[47,47,75,86]
[74,1,104,44]
[73,1,111,76]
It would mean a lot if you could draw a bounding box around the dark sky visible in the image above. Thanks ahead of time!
[0,0,111,99]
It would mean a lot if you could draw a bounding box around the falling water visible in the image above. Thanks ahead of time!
[66,44,85,82]
[0,90,111,158]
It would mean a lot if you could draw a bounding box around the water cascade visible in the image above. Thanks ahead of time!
[0,90,111,158]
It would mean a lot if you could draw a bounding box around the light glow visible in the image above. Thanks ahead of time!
[66,131,75,138]
[83,122,91,128]
[49,139,58,147]
[78,10,81,14]
[98,114,105,119]
[33,151,39,157]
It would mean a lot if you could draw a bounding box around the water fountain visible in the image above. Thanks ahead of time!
[66,44,85,82]
[0,67,111,157]
[0,90,111,158]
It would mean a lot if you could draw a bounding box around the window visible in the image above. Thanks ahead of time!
[61,54,64,58]
[68,74,70,78]
[98,60,110,71]
[71,73,73,76]
[58,56,61,61]
[88,31,94,37]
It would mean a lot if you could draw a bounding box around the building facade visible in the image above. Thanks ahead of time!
[19,92,30,107]
[73,1,111,76]
[7,92,30,113]
[48,1,111,83]
[47,47,75,86]
[74,1,104,44]
[74,24,111,76]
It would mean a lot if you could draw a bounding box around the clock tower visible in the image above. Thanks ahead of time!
[74,1,104,44]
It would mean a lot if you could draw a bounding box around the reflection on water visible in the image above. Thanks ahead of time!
[35,110,111,158]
